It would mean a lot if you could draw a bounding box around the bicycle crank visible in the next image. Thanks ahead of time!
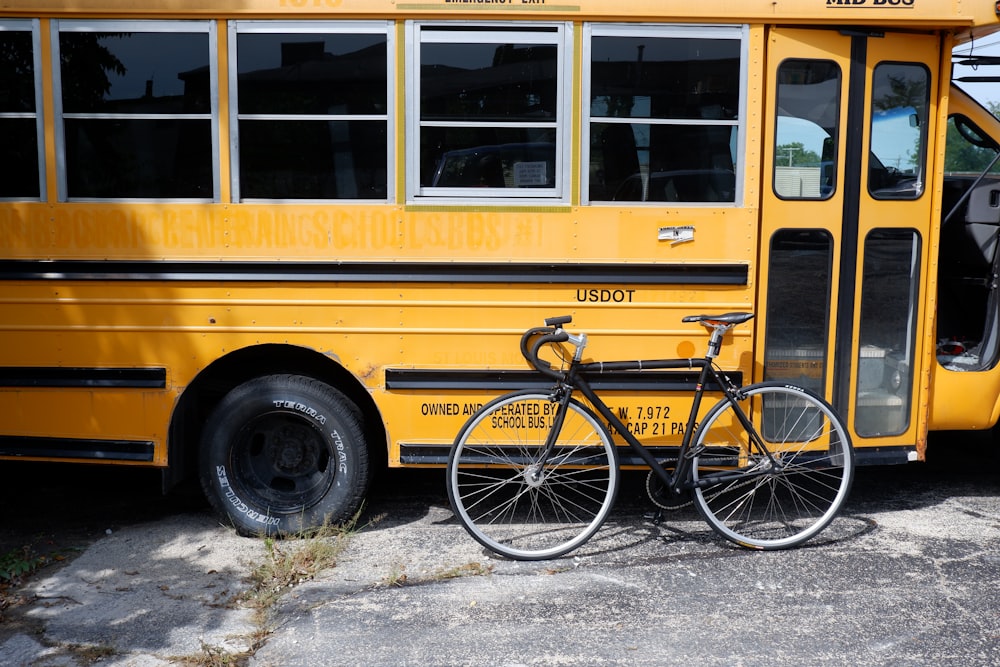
[645,466,692,511]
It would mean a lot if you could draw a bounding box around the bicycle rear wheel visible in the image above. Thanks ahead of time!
[447,390,619,560]
[691,382,854,550]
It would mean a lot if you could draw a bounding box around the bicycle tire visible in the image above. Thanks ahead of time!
[447,390,619,560]
[690,382,854,550]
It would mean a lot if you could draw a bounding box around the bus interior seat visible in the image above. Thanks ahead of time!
[709,146,734,172]
[869,152,891,191]
[596,124,639,200]
[473,153,504,187]
[966,178,1000,226]
[962,178,1000,270]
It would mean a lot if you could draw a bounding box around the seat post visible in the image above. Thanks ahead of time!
[706,324,731,360]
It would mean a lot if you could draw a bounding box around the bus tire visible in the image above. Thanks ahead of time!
[198,374,370,537]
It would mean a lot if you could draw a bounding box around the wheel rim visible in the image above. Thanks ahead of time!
[449,394,617,560]
[230,410,335,513]
[692,385,852,549]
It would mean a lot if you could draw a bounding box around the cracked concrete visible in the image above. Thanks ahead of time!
[1,512,264,666]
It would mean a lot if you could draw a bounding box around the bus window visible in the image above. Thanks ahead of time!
[410,23,568,201]
[54,21,216,200]
[585,24,743,204]
[773,59,840,200]
[868,63,929,200]
[856,229,921,436]
[0,20,42,200]
[232,22,391,201]
[763,229,833,395]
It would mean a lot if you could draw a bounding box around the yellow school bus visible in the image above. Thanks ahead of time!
[2,0,1000,534]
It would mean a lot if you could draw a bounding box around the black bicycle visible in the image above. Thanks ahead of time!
[447,313,854,560]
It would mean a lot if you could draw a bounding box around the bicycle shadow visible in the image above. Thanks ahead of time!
[557,504,879,566]
[360,466,885,563]
[350,432,999,562]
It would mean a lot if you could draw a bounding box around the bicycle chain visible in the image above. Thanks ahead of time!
[644,462,693,511]
[644,460,761,512]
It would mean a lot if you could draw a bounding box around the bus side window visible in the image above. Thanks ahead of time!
[55,23,216,200]
[233,23,391,201]
[586,25,743,204]
[0,21,42,200]
[773,59,840,200]
[411,23,566,201]
[867,63,929,200]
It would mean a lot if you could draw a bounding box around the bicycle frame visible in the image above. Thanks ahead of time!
[448,313,855,559]
[548,354,779,497]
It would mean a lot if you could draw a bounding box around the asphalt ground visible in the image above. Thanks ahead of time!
[0,434,998,666]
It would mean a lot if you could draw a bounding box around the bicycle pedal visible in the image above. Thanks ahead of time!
[643,509,664,525]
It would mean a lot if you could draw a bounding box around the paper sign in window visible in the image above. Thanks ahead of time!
[514,161,548,187]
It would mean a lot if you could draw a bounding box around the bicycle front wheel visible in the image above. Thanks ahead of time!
[691,382,854,550]
[447,391,619,560]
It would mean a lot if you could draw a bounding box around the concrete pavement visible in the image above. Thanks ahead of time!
[0,458,998,666]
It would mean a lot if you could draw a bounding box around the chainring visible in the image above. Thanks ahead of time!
[644,465,692,511]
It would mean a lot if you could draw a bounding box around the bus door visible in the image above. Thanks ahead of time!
[760,28,939,461]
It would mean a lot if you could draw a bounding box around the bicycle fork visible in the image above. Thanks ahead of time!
[523,383,577,487]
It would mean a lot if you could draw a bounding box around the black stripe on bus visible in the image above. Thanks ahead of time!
[385,368,741,392]
[0,367,167,389]
[399,443,682,466]
[0,260,749,285]
[0,436,155,462]
[399,443,916,466]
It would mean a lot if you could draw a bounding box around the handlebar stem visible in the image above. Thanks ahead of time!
[565,331,588,361]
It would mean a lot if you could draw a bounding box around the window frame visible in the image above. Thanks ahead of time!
[51,19,219,202]
[582,23,748,206]
[229,20,394,203]
[0,19,45,202]
[405,20,573,204]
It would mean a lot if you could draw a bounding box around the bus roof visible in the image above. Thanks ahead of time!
[0,0,994,27]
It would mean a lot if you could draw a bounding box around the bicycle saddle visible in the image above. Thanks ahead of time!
[681,312,754,325]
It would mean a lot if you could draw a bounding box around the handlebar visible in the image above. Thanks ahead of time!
[520,316,585,380]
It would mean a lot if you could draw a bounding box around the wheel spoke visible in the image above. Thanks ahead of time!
[692,384,854,549]
[448,393,618,560]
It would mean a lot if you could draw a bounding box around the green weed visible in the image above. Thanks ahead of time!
[0,546,46,583]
